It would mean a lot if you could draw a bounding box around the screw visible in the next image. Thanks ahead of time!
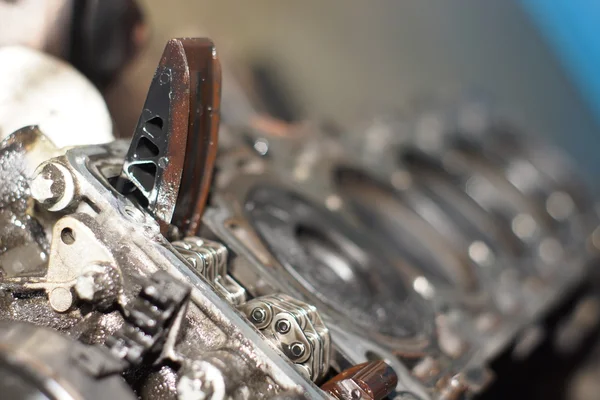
[275,318,291,334]
[289,342,305,359]
[250,307,266,324]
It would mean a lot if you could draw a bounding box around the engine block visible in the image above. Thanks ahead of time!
[0,38,597,400]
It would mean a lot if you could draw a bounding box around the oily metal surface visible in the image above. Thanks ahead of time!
[334,165,478,291]
[400,150,526,260]
[205,144,439,394]
[68,143,326,398]
[245,184,423,339]
[0,127,54,278]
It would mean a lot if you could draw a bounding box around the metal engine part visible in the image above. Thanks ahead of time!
[0,37,329,400]
[204,125,486,399]
[172,237,246,306]
[206,101,599,398]
[0,133,325,400]
[242,293,331,382]
[322,361,399,400]
[0,34,598,400]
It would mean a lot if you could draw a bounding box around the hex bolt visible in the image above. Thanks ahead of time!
[250,307,266,324]
[275,318,291,334]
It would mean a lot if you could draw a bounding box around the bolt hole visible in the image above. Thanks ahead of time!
[61,228,75,245]
[124,206,145,223]
[226,219,241,231]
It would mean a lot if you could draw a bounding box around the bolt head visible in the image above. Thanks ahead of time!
[289,342,305,358]
[275,318,291,334]
[30,163,68,208]
[250,307,266,324]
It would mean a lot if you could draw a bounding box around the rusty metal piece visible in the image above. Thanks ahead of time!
[436,375,468,400]
[321,361,398,400]
[118,38,220,236]
[173,39,221,237]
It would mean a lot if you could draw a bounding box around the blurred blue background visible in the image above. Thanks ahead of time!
[522,0,600,127]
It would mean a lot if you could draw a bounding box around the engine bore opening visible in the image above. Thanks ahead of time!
[400,147,525,258]
[295,224,378,300]
[335,166,471,289]
[245,185,424,339]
